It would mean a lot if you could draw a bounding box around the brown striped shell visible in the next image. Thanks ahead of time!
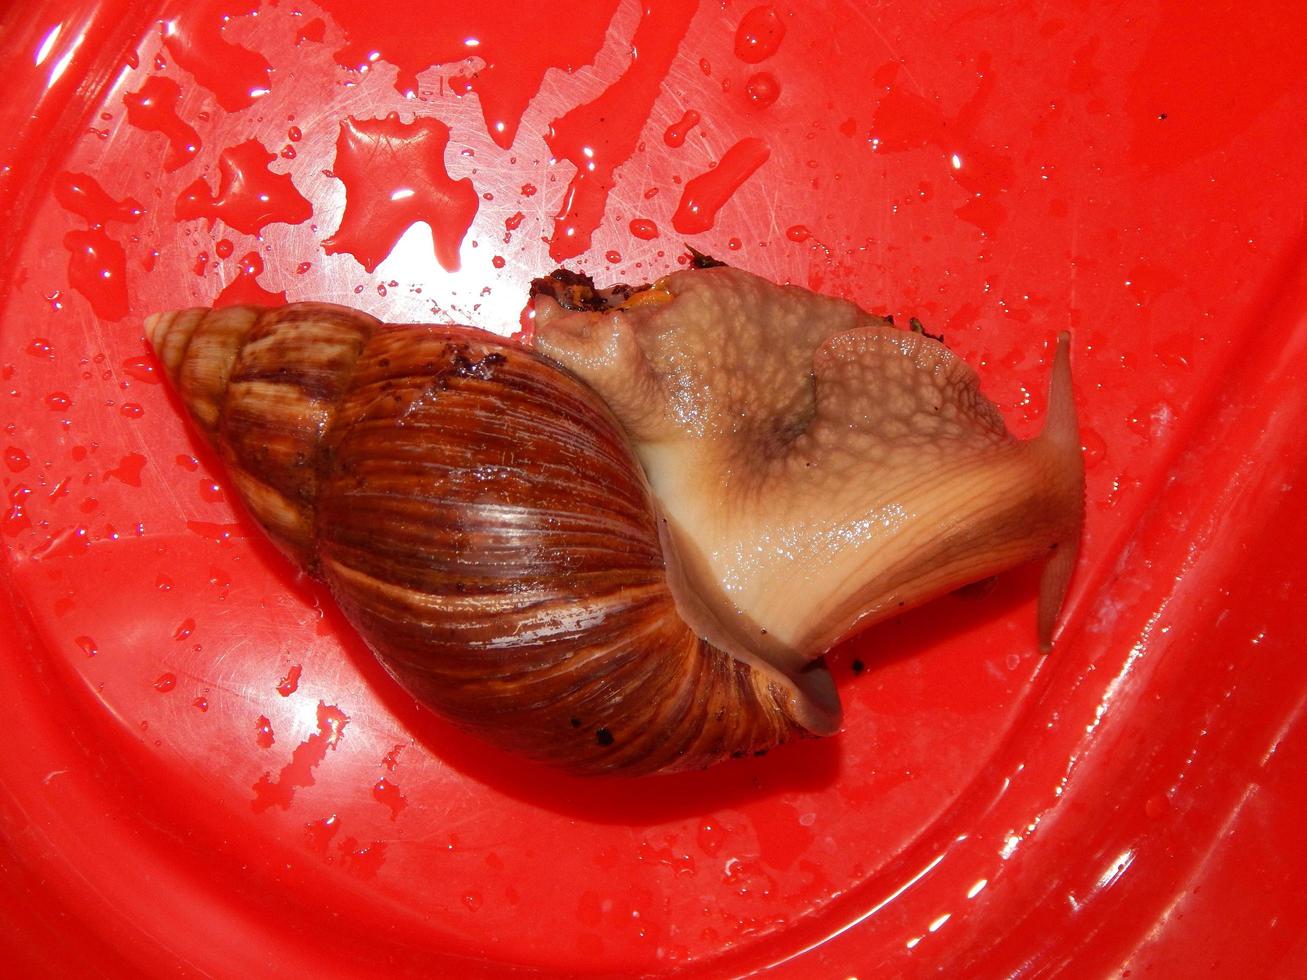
[147,303,840,775]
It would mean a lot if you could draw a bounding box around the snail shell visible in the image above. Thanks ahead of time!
[147,301,838,776]
[146,265,1083,776]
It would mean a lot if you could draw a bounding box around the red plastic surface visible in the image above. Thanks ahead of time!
[2,1,1306,975]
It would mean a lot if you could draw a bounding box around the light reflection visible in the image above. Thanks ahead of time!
[464,37,481,47]
[966,877,988,899]
[390,187,416,201]
[35,23,62,66]
[950,153,962,169]
[797,850,948,953]
[928,912,950,932]
[47,30,86,90]
[1095,848,1135,889]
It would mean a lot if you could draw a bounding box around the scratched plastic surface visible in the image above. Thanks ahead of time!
[2,0,1306,975]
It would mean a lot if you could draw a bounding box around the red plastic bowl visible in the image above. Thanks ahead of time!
[3,1,1305,975]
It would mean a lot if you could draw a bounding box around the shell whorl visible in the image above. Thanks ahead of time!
[148,304,838,775]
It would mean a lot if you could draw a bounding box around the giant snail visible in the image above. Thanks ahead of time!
[146,263,1084,776]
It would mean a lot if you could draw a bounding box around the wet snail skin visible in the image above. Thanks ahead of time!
[146,262,1083,775]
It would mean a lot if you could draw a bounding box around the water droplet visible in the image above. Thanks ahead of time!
[697,819,728,856]
[305,813,339,851]
[786,224,811,242]
[371,777,407,820]
[120,355,160,384]
[252,702,349,812]
[629,217,658,240]
[255,715,275,748]
[1080,427,1107,469]
[75,635,98,658]
[214,251,286,308]
[544,0,696,261]
[192,695,209,712]
[745,71,781,109]
[321,0,619,145]
[173,618,195,641]
[104,452,146,486]
[4,489,33,538]
[53,172,144,226]
[154,672,178,692]
[122,76,202,171]
[277,663,303,696]
[734,6,786,63]
[672,138,771,235]
[4,447,30,472]
[322,114,477,273]
[295,18,326,46]
[63,229,129,321]
[177,140,312,236]
[163,6,271,112]
[663,109,701,148]
[337,835,386,878]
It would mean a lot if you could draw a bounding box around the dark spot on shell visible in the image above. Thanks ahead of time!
[570,717,582,728]
[595,727,614,746]
[449,348,508,381]
[851,659,865,674]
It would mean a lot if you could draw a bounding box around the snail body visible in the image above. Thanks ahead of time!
[147,265,1083,776]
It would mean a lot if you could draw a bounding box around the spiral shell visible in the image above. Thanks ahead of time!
[147,303,839,775]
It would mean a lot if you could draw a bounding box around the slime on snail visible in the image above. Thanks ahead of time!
[145,261,1084,776]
